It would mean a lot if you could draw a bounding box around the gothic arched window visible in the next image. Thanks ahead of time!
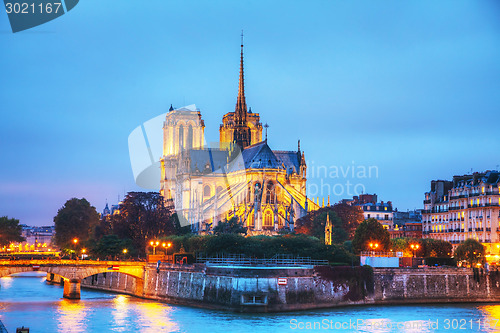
[203,185,211,197]
[264,210,273,227]
[247,213,254,228]
[216,186,223,196]
[265,182,275,204]
[178,124,184,150]
[187,125,193,150]
[278,209,285,228]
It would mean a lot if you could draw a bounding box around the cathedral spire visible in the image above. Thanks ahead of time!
[235,31,247,121]
[233,31,251,149]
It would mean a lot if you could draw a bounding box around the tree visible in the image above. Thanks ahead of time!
[421,238,452,258]
[454,239,485,267]
[352,218,391,254]
[91,234,135,258]
[295,208,346,243]
[54,198,99,249]
[111,192,178,255]
[331,203,364,239]
[213,217,247,235]
[0,216,25,247]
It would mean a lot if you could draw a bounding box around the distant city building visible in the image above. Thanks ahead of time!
[422,170,500,253]
[102,203,111,218]
[101,201,122,220]
[391,210,423,239]
[8,225,56,252]
[343,194,394,229]
[342,194,422,238]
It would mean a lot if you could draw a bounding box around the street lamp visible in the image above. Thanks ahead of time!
[81,248,86,260]
[150,240,160,255]
[162,242,172,255]
[410,244,420,258]
[369,242,379,251]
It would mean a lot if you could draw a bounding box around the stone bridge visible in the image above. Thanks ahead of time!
[0,260,146,299]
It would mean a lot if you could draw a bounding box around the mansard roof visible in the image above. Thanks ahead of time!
[483,170,500,185]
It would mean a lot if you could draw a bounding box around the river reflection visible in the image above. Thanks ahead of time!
[2,272,500,332]
[57,299,88,333]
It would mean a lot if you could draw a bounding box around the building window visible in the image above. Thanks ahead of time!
[278,210,285,228]
[264,211,273,227]
[203,185,211,197]
[265,182,275,204]
[247,213,254,228]
[179,124,184,150]
[187,125,193,150]
[216,186,223,195]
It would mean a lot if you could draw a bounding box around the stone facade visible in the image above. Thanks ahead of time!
[422,171,500,254]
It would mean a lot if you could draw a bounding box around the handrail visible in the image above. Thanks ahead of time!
[196,253,328,267]
[0,259,146,266]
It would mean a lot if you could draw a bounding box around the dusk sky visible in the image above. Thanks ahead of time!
[1,0,499,226]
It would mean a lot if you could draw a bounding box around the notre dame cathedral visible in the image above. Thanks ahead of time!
[160,41,319,235]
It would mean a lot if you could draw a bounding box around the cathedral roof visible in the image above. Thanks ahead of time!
[186,149,230,174]
[242,141,283,169]
[274,151,301,175]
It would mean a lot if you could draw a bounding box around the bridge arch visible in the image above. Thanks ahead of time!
[0,260,146,299]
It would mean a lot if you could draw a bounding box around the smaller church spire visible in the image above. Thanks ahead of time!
[169,104,174,111]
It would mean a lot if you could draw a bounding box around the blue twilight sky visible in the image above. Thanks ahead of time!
[1,1,499,226]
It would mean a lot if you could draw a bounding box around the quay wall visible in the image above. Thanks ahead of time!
[75,264,500,312]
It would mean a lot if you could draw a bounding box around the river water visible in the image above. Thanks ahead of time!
[1,272,500,332]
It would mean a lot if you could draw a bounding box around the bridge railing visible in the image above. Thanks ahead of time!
[196,253,328,267]
[0,259,146,266]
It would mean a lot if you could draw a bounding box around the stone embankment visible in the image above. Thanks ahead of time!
[52,263,500,312]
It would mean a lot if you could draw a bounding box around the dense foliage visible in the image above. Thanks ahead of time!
[109,192,179,255]
[391,237,453,258]
[0,216,25,247]
[352,218,391,254]
[54,198,99,249]
[295,204,362,243]
[90,234,136,259]
[213,217,247,235]
[454,239,485,267]
[159,233,358,265]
